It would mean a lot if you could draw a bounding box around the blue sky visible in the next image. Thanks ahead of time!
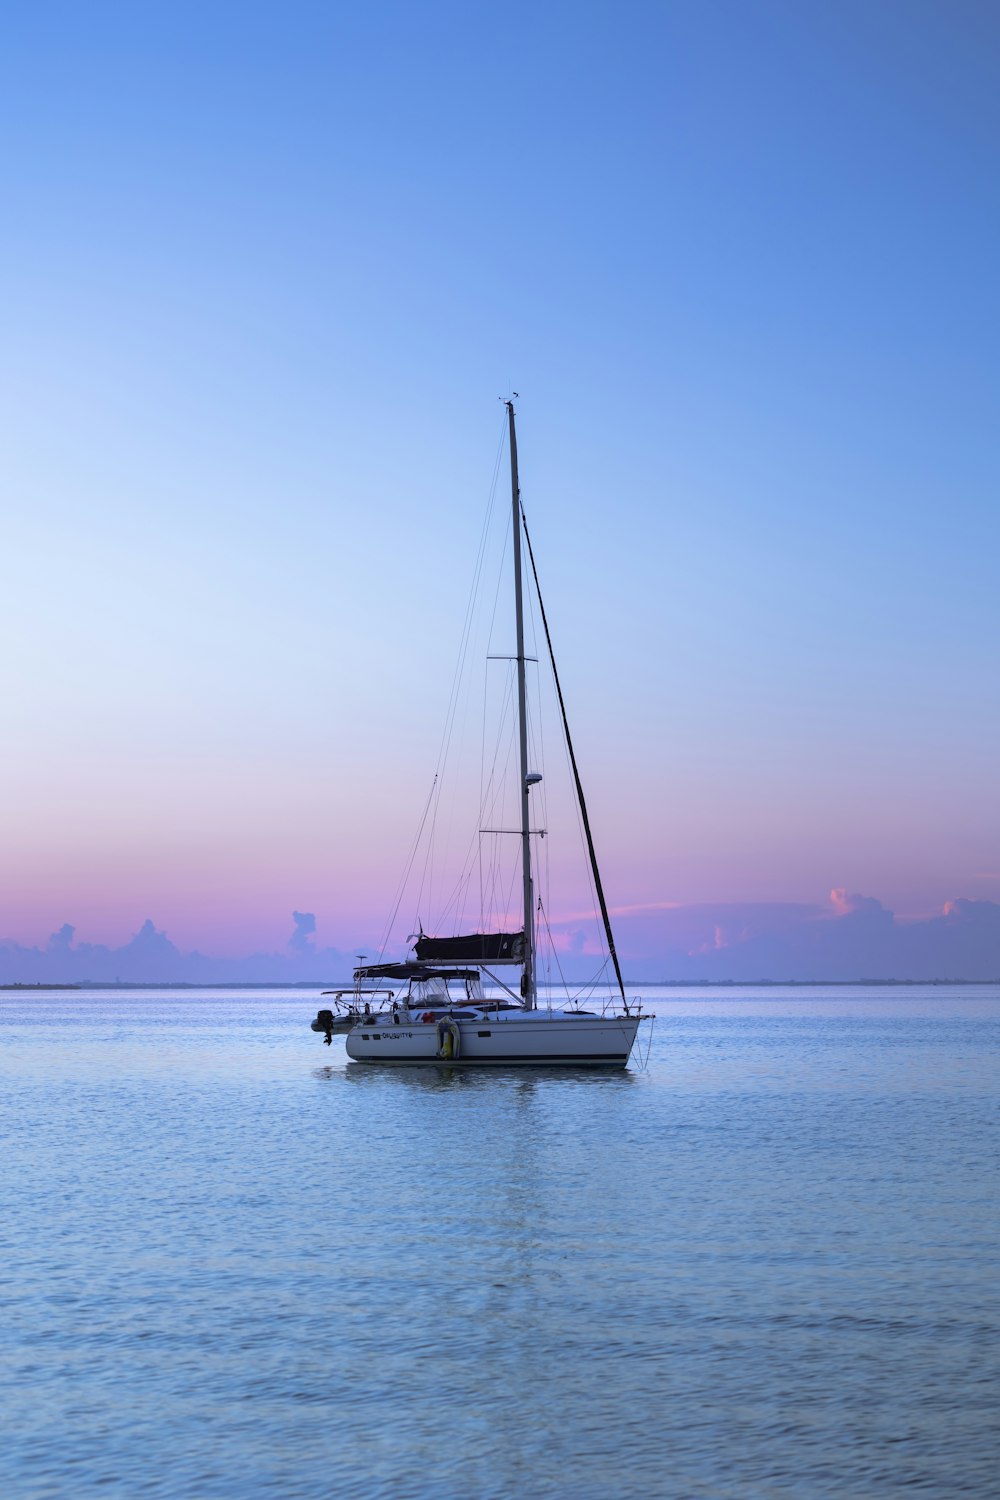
[1,1,997,969]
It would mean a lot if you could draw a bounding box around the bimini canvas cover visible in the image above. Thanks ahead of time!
[354,963,481,982]
[413,931,524,965]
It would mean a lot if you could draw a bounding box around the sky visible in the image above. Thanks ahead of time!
[1,1,998,979]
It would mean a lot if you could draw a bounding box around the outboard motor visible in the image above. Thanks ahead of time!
[311,1009,335,1045]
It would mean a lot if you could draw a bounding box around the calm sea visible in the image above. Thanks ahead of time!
[1,985,997,1499]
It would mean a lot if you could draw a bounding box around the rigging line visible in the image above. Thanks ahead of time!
[407,416,507,942]
[478,611,489,933]
[436,662,517,932]
[484,833,499,932]
[561,956,613,1008]
[478,651,508,925]
[485,508,513,661]
[415,761,443,919]
[518,500,627,1004]
[523,574,550,874]
[480,643,513,929]
[523,579,555,981]
[541,578,606,967]
[568,740,607,970]
[641,1015,655,1070]
[521,514,604,971]
[502,843,520,933]
[454,867,477,931]
[434,415,507,778]
[483,674,518,826]
[438,740,513,925]
[539,567,606,972]
[469,517,517,929]
[535,895,609,1006]
[477,578,513,925]
[375,773,439,964]
[475,673,518,874]
[537,896,571,1004]
[482,663,520,920]
[425,418,508,932]
[482,723,518,928]
[425,414,508,887]
[413,792,437,935]
[522,685,554,965]
[434,864,474,932]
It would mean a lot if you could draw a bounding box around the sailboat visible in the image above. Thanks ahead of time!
[315,402,647,1066]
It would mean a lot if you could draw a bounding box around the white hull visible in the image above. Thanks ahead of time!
[344,1009,640,1067]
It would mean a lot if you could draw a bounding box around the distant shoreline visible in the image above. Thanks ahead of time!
[2,978,998,991]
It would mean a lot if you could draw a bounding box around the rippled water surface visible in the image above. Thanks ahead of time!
[2,985,998,1498]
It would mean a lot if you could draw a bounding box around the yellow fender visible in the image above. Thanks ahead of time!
[436,1018,461,1060]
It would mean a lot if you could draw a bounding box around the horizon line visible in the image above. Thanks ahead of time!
[3,978,998,991]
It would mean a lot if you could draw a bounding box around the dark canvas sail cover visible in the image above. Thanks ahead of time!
[414,931,524,965]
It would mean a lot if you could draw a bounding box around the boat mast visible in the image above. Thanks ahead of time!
[506,400,535,1009]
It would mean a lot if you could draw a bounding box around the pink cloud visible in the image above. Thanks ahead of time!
[829,888,888,917]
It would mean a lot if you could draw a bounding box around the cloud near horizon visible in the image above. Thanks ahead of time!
[545,890,1000,981]
[0,914,359,985]
[288,911,317,953]
[1,894,998,983]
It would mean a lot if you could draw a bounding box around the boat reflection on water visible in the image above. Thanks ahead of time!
[313,1060,640,1091]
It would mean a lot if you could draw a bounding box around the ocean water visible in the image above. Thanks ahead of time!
[1,985,997,1499]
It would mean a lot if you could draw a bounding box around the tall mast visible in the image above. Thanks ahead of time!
[506,400,535,1008]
